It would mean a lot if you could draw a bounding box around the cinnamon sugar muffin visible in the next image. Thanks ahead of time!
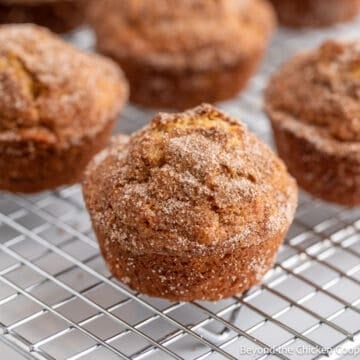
[88,0,275,109]
[0,0,86,33]
[266,40,360,206]
[0,24,128,193]
[269,0,360,28]
[83,104,298,301]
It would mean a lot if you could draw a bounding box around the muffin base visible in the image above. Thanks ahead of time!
[270,0,360,28]
[271,120,360,206]
[0,120,115,193]
[0,1,86,33]
[100,50,264,110]
[96,227,285,301]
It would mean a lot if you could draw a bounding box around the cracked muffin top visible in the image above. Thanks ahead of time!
[83,104,297,256]
[0,24,128,147]
[266,41,360,145]
[88,0,275,70]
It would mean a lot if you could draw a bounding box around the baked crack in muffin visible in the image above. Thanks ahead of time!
[269,0,360,28]
[88,0,275,109]
[266,40,360,206]
[83,104,297,301]
[0,0,87,33]
[0,24,128,193]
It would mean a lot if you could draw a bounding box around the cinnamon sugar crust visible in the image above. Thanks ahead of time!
[0,24,128,148]
[0,0,87,33]
[267,41,360,145]
[83,104,297,300]
[0,24,128,192]
[266,40,360,205]
[269,0,360,28]
[89,0,274,70]
[88,0,275,109]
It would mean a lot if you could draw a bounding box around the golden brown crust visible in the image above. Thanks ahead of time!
[97,227,285,301]
[83,104,297,300]
[266,40,360,205]
[89,0,274,71]
[269,0,360,28]
[88,0,275,109]
[271,120,360,206]
[0,24,128,147]
[117,53,263,109]
[0,24,128,192]
[0,0,87,33]
[0,117,115,193]
[266,41,360,144]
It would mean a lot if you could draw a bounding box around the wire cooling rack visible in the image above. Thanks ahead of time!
[1,18,360,360]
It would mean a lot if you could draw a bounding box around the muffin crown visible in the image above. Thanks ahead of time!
[84,104,297,256]
[266,40,360,142]
[0,24,128,147]
[89,0,275,70]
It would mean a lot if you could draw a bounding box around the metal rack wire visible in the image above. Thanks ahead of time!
[1,18,360,360]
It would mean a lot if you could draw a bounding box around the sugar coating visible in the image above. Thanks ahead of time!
[83,103,298,301]
[0,24,128,148]
[266,40,360,156]
[84,104,298,258]
[266,40,360,206]
[88,0,275,70]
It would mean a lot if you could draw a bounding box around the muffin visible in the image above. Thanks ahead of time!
[88,0,275,109]
[83,104,298,301]
[0,0,86,33]
[269,0,360,28]
[265,40,360,206]
[0,24,128,193]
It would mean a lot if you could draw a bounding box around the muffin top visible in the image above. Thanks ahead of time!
[266,41,360,151]
[0,24,128,147]
[83,104,297,256]
[89,0,275,70]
